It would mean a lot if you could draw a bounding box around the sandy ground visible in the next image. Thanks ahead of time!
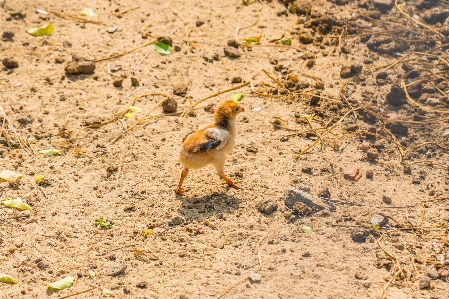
[1,0,449,298]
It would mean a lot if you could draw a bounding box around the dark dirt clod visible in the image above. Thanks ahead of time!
[107,263,127,276]
[204,103,215,113]
[113,77,124,87]
[173,83,188,96]
[386,85,406,106]
[227,40,239,48]
[2,57,19,68]
[256,199,278,215]
[318,188,330,199]
[306,59,315,68]
[415,0,439,9]
[372,0,393,12]
[366,148,379,161]
[382,195,392,204]
[2,31,14,40]
[340,65,352,78]
[299,34,314,44]
[231,76,243,83]
[351,231,367,243]
[131,77,139,86]
[196,20,204,27]
[17,116,32,124]
[157,36,173,46]
[386,122,408,135]
[422,8,449,24]
[162,98,177,113]
[82,115,104,127]
[224,46,241,58]
[136,281,148,288]
[295,1,313,15]
[64,56,95,75]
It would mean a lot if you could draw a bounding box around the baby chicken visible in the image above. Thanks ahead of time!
[175,100,245,195]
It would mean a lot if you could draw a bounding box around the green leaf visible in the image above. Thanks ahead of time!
[47,276,75,291]
[2,198,31,211]
[27,23,54,37]
[80,8,95,17]
[243,36,261,45]
[125,106,143,118]
[231,93,244,102]
[39,149,61,156]
[0,273,18,284]
[95,218,113,229]
[281,37,292,46]
[154,42,172,55]
[129,106,143,113]
[103,288,114,297]
[302,226,313,233]
[0,170,23,182]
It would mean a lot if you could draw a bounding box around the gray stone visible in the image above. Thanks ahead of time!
[370,214,388,226]
[285,187,316,209]
[428,267,439,279]
[419,276,431,289]
[249,272,261,283]
[224,46,241,58]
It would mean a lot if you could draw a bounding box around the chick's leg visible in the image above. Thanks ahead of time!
[218,173,240,189]
[175,167,189,195]
[213,156,240,189]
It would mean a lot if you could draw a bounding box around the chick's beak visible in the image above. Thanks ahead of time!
[240,106,245,112]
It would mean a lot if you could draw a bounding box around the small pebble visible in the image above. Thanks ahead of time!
[249,272,261,283]
[370,214,388,226]
[419,276,431,289]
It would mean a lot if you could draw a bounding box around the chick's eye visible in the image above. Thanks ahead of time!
[235,107,239,111]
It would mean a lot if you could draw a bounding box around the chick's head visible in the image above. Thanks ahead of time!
[214,100,245,121]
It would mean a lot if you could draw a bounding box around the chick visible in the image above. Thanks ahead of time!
[175,100,245,195]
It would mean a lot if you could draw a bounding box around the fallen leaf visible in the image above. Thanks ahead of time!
[0,274,18,284]
[35,175,45,183]
[141,229,154,239]
[80,8,95,17]
[103,288,114,297]
[39,149,61,156]
[89,270,95,279]
[302,226,313,233]
[27,23,54,37]
[154,42,172,55]
[2,198,31,211]
[95,218,112,229]
[281,37,292,46]
[0,170,23,182]
[129,106,143,113]
[47,276,75,291]
[243,35,261,45]
[231,93,244,102]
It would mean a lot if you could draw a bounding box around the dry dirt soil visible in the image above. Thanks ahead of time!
[1,0,449,298]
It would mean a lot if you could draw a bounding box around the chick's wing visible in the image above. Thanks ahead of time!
[183,128,230,153]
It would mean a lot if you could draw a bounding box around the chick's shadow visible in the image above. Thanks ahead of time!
[177,192,241,222]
